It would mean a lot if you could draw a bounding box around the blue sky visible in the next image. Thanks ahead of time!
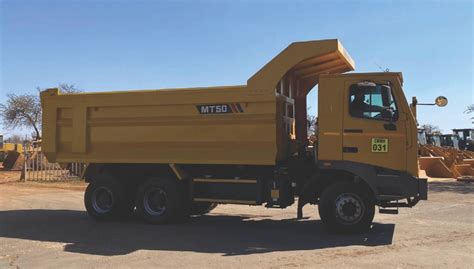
[0,0,472,138]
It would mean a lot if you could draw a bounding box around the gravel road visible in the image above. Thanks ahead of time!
[0,179,473,268]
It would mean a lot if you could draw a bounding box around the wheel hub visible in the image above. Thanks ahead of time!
[92,187,114,214]
[144,188,167,216]
[335,193,364,224]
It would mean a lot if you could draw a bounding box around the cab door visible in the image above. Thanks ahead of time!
[342,79,407,172]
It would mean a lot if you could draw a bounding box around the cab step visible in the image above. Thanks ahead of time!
[379,208,399,214]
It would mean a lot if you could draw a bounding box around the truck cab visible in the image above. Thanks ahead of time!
[317,72,418,176]
[310,72,426,218]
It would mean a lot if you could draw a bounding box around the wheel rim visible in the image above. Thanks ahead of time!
[334,193,365,225]
[92,187,114,214]
[143,187,167,216]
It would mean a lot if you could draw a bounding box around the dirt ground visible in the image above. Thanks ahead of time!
[0,171,22,184]
[0,176,473,268]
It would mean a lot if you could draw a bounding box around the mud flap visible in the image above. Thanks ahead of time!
[418,178,428,200]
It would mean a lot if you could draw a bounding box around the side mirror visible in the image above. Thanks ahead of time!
[381,108,394,121]
[435,96,448,107]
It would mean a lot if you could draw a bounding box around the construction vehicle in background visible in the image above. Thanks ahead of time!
[0,135,25,170]
[411,96,473,179]
[417,128,428,145]
[41,39,427,233]
[426,133,441,147]
[440,134,459,148]
[416,127,473,179]
[419,144,473,179]
[453,128,474,151]
[423,133,460,149]
[424,133,461,149]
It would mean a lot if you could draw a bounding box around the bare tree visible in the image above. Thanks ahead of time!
[59,83,82,93]
[5,134,24,144]
[307,114,318,145]
[465,105,474,124]
[0,83,82,141]
[0,92,42,140]
[465,104,474,114]
[421,124,441,135]
[307,114,318,137]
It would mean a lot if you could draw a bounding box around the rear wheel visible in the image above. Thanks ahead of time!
[318,182,375,233]
[84,176,134,220]
[136,177,189,224]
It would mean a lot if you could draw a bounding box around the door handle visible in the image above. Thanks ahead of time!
[344,129,363,133]
[343,147,358,153]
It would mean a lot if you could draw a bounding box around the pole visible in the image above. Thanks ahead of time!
[21,142,27,182]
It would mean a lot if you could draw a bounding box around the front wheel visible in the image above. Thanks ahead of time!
[318,182,375,233]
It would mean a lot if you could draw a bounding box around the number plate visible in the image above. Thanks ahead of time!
[371,138,389,153]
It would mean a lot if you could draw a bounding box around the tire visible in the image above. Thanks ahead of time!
[318,182,375,233]
[191,202,218,216]
[84,176,134,221]
[135,177,189,224]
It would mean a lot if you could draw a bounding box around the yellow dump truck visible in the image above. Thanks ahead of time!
[41,39,426,232]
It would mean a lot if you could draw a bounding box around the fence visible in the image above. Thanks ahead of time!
[22,144,86,181]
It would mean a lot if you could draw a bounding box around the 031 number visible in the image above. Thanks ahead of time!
[371,138,388,153]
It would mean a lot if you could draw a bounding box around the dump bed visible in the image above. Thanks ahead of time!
[41,39,354,165]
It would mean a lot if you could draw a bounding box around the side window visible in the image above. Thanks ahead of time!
[349,82,398,121]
